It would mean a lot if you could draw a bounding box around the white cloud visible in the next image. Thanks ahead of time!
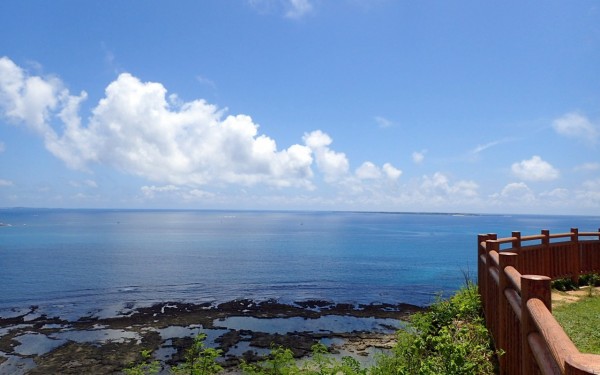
[493,182,535,202]
[355,162,382,180]
[420,172,479,198]
[141,185,216,202]
[374,116,393,128]
[541,188,569,200]
[412,150,426,164]
[0,57,316,189]
[285,0,313,18]
[182,189,215,201]
[382,163,402,180]
[0,57,63,135]
[0,179,14,187]
[470,138,515,155]
[195,75,217,90]
[248,0,313,18]
[575,178,600,206]
[141,185,180,198]
[511,156,559,182]
[553,112,599,144]
[303,130,349,183]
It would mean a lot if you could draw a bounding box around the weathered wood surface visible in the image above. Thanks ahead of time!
[478,228,600,375]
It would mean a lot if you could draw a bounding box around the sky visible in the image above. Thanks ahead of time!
[0,1,599,215]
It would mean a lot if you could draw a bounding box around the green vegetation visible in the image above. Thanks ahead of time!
[371,282,499,375]
[551,273,600,292]
[124,283,498,375]
[240,343,367,375]
[123,349,160,375]
[172,333,223,375]
[553,291,600,354]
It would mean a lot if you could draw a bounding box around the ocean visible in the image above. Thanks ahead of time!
[1,209,598,321]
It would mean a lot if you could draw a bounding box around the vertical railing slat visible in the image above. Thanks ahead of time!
[479,228,600,375]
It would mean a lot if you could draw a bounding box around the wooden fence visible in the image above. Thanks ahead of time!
[478,228,600,374]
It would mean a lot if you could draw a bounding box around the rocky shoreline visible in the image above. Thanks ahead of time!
[0,299,424,374]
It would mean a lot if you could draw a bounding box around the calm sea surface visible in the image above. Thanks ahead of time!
[1,209,598,320]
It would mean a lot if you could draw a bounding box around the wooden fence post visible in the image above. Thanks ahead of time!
[498,252,518,375]
[478,234,490,306]
[542,229,551,277]
[486,239,500,340]
[478,234,497,313]
[521,274,552,375]
[571,228,580,284]
[512,231,521,248]
[512,231,522,271]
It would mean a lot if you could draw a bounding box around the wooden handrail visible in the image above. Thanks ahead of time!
[478,228,600,374]
[505,266,521,291]
[528,332,561,375]
[528,298,579,373]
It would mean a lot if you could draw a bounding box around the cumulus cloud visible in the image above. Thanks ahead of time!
[355,161,403,182]
[303,130,349,183]
[355,162,381,180]
[0,57,318,189]
[511,156,559,182]
[382,163,402,180]
[493,182,535,203]
[553,112,599,144]
[1,56,415,206]
[0,57,65,135]
[412,150,426,164]
[420,172,479,198]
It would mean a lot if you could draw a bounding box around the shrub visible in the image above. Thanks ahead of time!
[370,282,499,375]
[579,273,600,288]
[240,343,367,375]
[552,277,578,291]
[123,349,161,375]
[171,333,223,375]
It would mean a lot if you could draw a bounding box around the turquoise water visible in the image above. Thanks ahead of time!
[0,209,598,320]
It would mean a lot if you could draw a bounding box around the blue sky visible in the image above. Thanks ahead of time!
[0,1,599,214]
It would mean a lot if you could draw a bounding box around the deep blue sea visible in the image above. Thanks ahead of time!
[1,209,598,321]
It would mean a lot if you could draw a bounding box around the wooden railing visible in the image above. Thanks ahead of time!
[478,228,600,374]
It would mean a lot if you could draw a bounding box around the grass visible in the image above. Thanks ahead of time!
[552,288,600,354]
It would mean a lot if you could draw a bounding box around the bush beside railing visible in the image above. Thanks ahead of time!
[478,228,600,374]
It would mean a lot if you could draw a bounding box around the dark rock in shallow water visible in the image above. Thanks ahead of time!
[250,332,316,358]
[0,299,425,374]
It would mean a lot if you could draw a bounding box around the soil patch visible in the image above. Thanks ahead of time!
[552,286,600,308]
